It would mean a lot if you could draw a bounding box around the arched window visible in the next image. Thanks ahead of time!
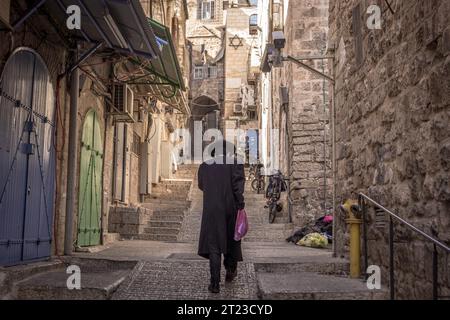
[249,14,258,35]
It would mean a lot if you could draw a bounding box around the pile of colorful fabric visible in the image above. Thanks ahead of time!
[286,215,333,248]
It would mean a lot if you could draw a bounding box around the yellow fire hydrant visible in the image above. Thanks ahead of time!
[340,200,362,278]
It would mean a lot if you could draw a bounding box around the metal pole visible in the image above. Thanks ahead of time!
[432,244,438,300]
[389,216,395,300]
[362,199,368,279]
[331,64,337,257]
[64,46,80,255]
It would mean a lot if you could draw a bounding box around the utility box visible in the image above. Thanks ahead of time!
[0,0,11,27]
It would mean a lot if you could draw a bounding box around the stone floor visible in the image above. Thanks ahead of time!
[69,239,351,300]
[112,260,258,300]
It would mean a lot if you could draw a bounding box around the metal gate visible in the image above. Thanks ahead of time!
[0,48,55,266]
[77,110,103,246]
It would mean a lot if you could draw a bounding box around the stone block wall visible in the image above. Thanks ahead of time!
[275,0,332,227]
[108,206,153,237]
[224,6,258,120]
[329,0,450,298]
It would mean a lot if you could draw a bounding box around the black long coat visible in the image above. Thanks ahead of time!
[197,156,245,261]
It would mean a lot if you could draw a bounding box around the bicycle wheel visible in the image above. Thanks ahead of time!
[251,179,259,192]
[269,202,277,224]
[258,179,265,194]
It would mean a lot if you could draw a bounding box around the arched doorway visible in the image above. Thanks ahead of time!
[0,48,55,266]
[189,96,220,159]
[77,110,103,247]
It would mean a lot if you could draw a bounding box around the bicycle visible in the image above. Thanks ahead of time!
[251,163,265,194]
[265,170,288,224]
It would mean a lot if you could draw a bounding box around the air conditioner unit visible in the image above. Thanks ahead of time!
[112,84,135,122]
[233,103,243,114]
[0,0,11,27]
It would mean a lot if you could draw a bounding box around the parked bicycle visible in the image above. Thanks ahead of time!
[265,170,288,224]
[250,162,265,194]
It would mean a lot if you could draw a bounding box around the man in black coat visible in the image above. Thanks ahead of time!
[198,140,245,293]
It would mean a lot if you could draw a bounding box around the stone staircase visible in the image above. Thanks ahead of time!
[139,166,195,242]
[179,167,294,243]
[242,178,294,242]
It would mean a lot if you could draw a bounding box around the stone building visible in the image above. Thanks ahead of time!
[186,0,260,155]
[0,0,190,265]
[257,0,332,226]
[186,0,227,146]
[329,0,450,298]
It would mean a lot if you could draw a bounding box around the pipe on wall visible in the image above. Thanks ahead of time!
[331,59,337,257]
[64,46,80,255]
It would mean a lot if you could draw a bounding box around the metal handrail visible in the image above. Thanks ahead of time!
[358,193,450,300]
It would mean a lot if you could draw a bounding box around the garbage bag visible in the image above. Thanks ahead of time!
[297,232,328,248]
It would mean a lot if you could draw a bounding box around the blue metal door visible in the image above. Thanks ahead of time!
[0,48,55,266]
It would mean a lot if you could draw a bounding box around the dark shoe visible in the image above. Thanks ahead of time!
[225,269,237,282]
[208,282,220,293]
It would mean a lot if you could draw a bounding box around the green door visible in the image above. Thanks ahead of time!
[77,110,103,246]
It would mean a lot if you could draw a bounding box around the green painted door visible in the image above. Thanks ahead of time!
[77,110,103,246]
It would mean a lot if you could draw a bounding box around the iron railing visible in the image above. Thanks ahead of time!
[358,193,450,300]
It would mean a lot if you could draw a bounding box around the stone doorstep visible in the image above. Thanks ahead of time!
[0,259,64,299]
[14,268,131,300]
[103,233,122,245]
[256,272,389,300]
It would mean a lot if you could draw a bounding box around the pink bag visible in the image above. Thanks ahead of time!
[234,209,249,241]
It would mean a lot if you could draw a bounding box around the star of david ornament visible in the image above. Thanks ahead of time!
[229,35,243,50]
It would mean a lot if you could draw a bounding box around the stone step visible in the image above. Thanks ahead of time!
[13,259,135,300]
[149,210,184,221]
[142,200,191,210]
[257,272,388,300]
[148,221,182,228]
[144,227,180,235]
[0,260,65,299]
[150,214,184,222]
[253,261,350,276]
[137,234,178,242]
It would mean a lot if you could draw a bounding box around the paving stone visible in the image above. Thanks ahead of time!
[112,261,258,300]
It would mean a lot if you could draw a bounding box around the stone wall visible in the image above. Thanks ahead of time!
[224,6,258,120]
[187,0,226,116]
[108,206,153,237]
[271,0,332,227]
[329,0,450,298]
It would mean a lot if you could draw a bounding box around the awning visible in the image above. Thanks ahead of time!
[40,0,161,59]
[113,18,190,115]
[39,0,189,114]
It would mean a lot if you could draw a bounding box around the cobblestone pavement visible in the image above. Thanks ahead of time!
[112,260,258,300]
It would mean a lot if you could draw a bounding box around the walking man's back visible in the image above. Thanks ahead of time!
[197,141,245,293]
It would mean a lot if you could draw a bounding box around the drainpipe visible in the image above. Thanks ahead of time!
[331,59,337,257]
[64,46,80,255]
